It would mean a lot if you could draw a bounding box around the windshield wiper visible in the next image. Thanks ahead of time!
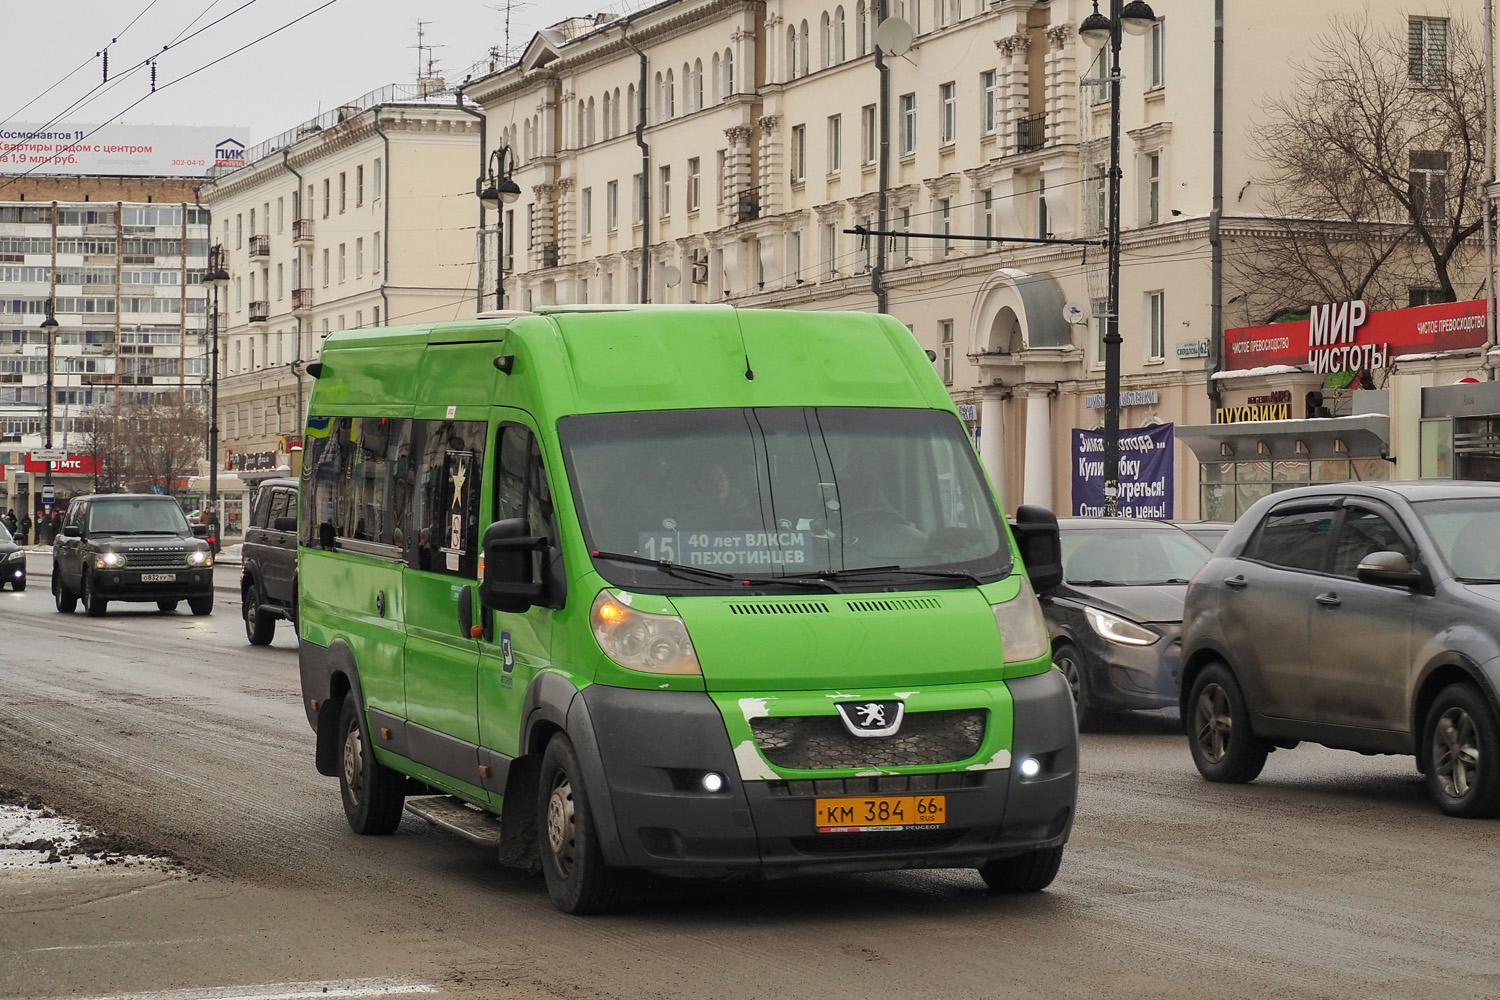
[816,565,991,587]
[1069,578,1123,587]
[590,549,843,592]
[1456,576,1500,584]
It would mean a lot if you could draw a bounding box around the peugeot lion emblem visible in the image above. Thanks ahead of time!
[836,700,905,738]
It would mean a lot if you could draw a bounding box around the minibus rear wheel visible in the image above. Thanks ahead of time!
[539,733,624,914]
[337,697,405,835]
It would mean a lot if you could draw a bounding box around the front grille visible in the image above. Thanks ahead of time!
[766,772,982,796]
[727,601,830,616]
[751,710,986,770]
[789,829,965,854]
[126,551,192,569]
[845,596,942,613]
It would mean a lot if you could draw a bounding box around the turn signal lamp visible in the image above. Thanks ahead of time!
[590,590,701,675]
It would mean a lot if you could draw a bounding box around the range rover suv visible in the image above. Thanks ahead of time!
[53,494,215,617]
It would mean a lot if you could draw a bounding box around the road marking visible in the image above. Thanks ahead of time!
[40,981,440,1000]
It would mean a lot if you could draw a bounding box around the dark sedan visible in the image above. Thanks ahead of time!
[0,521,24,590]
[1040,518,1212,728]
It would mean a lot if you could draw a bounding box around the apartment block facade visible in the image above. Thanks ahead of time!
[200,85,482,484]
[467,0,1485,518]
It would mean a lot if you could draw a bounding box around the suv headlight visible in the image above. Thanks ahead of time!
[591,590,701,675]
[95,551,126,569]
[993,576,1050,664]
[1083,606,1159,646]
[188,550,212,566]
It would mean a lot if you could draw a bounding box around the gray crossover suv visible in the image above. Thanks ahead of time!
[1180,482,1500,817]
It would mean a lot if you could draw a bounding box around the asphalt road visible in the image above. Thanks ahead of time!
[3,556,1500,999]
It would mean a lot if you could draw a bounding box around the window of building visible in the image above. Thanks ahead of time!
[660,165,671,217]
[822,221,837,278]
[338,243,346,284]
[581,187,593,238]
[981,190,994,238]
[356,164,364,206]
[373,306,380,325]
[1146,290,1165,360]
[1410,150,1449,222]
[373,158,382,199]
[276,197,284,233]
[978,70,999,136]
[827,115,842,174]
[940,319,954,384]
[791,124,807,182]
[1147,18,1166,89]
[856,0,869,54]
[356,237,364,278]
[607,180,619,231]
[1036,177,1049,238]
[716,150,727,205]
[235,214,243,248]
[939,198,952,256]
[1094,43,1116,103]
[322,179,330,218]
[276,263,283,299]
[373,231,380,272]
[1092,298,1108,366]
[900,93,916,156]
[1090,162,1108,233]
[339,172,347,213]
[687,158,700,212]
[899,207,912,262]
[1409,287,1446,307]
[939,82,956,145]
[1409,16,1448,87]
[633,173,644,224]
[321,248,329,287]
[787,230,802,280]
[1146,151,1162,224]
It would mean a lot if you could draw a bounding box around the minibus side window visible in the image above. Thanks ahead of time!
[495,424,559,585]
[411,419,488,576]
[303,417,351,548]
[301,417,412,553]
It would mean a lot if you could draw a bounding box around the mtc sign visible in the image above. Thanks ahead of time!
[1224,298,1488,372]
[23,455,98,474]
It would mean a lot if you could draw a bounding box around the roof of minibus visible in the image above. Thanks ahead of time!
[310,306,956,417]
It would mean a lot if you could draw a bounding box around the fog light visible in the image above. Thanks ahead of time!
[1019,757,1042,778]
[701,771,725,793]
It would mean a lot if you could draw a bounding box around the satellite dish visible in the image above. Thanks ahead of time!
[663,264,682,288]
[1063,301,1089,326]
[874,17,914,57]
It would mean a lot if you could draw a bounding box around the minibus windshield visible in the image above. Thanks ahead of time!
[559,407,1010,590]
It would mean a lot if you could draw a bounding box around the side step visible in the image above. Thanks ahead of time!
[404,795,502,847]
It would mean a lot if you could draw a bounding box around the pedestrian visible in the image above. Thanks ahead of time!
[51,510,63,540]
[18,512,31,546]
[1,509,15,536]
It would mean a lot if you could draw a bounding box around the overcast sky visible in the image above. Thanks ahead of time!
[3,0,583,144]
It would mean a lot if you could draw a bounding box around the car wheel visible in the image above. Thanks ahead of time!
[1187,662,1269,783]
[337,696,405,835]
[53,567,77,613]
[244,583,275,645]
[11,575,24,592]
[1422,684,1500,818]
[82,570,107,617]
[1053,643,1102,732]
[978,846,1065,893]
[539,733,624,914]
[188,594,214,616]
[157,600,179,612]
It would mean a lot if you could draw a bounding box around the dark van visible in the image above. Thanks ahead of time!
[242,477,299,644]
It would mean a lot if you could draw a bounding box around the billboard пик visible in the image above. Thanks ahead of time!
[0,123,250,177]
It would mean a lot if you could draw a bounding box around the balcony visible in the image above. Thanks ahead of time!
[292,218,314,245]
[248,234,270,260]
[248,300,269,323]
[1016,113,1047,154]
[292,287,314,313]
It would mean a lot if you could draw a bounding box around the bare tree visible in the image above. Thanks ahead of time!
[1230,12,1489,322]
[78,395,205,496]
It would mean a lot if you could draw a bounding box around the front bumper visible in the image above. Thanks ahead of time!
[88,567,214,601]
[4,561,23,584]
[1077,623,1181,712]
[576,669,1078,877]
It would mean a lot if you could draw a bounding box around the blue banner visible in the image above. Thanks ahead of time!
[1071,423,1175,518]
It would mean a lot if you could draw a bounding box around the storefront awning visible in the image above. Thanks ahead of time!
[1178,414,1391,463]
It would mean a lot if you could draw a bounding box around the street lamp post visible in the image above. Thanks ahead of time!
[476,145,522,311]
[1081,0,1156,516]
[202,245,230,536]
[40,305,58,519]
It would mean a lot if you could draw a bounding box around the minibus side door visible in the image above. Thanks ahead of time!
[477,418,559,805]
[400,413,489,790]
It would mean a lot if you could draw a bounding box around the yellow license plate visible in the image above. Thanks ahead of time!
[813,794,946,832]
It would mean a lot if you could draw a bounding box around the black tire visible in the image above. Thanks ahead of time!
[979,846,1065,892]
[1187,662,1270,783]
[157,600,179,612]
[539,733,625,914]
[1053,643,1103,732]
[336,696,405,835]
[53,567,77,613]
[81,570,107,617]
[12,576,24,592]
[188,594,214,616]
[1422,683,1500,818]
[244,582,274,645]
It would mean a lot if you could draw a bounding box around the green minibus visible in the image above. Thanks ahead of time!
[296,305,1075,913]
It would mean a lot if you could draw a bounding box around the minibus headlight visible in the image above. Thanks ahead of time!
[591,590,701,675]
[1083,606,1158,646]
[993,576,1050,664]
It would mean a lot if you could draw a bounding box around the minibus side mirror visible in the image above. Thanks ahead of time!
[480,517,549,613]
[1010,505,1064,593]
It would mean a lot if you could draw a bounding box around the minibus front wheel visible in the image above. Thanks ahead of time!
[539,733,624,914]
[337,697,405,835]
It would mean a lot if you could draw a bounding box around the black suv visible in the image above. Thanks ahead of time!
[241,477,298,645]
[53,494,215,617]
